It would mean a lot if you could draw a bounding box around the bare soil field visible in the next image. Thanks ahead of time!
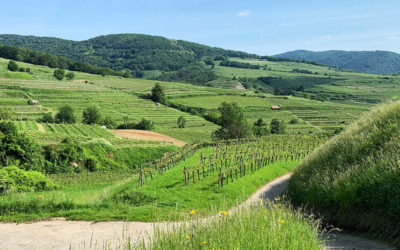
[112,129,186,147]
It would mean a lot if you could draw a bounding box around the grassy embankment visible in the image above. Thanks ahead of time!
[289,101,400,247]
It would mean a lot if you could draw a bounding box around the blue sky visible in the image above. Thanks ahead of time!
[1,0,400,55]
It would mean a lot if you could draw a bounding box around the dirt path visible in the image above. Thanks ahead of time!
[0,174,394,250]
[112,129,186,147]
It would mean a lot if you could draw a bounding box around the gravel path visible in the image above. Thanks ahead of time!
[0,173,394,250]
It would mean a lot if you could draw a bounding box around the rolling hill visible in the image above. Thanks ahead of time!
[275,50,400,75]
[0,34,258,73]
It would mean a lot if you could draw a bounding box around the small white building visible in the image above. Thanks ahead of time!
[32,100,39,105]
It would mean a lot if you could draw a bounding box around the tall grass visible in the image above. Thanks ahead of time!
[288,101,400,246]
[134,202,324,250]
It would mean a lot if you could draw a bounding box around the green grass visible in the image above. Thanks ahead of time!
[288,101,400,247]
[134,203,324,250]
[0,135,321,222]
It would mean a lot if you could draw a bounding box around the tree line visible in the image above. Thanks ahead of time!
[0,44,129,77]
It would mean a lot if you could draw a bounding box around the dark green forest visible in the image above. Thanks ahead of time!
[276,50,400,74]
[0,44,125,77]
[0,34,259,73]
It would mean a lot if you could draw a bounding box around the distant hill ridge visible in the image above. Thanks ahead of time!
[275,50,400,74]
[0,34,258,73]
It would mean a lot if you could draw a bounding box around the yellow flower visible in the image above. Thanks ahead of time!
[219,210,228,216]
[186,235,191,239]
[259,198,263,206]
[274,197,281,201]
[274,203,282,207]
[279,219,285,224]
[190,209,198,215]
[38,194,44,200]
[201,241,208,245]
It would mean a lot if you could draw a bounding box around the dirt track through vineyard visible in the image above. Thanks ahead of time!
[0,174,394,250]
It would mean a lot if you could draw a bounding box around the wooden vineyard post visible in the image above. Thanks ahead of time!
[202,166,206,178]
[139,165,144,186]
[197,169,200,181]
[184,166,187,185]
[192,170,195,184]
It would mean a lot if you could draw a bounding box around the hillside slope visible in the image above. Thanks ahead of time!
[0,34,257,72]
[275,50,400,74]
[288,101,400,247]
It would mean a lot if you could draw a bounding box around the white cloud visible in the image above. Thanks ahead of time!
[389,36,399,41]
[318,34,332,40]
[237,10,251,17]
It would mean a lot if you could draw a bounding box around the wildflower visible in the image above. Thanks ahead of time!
[259,198,263,206]
[186,235,191,239]
[190,209,198,215]
[219,210,228,216]
[38,194,44,200]
[201,241,208,245]
[274,203,282,207]
[274,197,281,201]
[279,219,285,224]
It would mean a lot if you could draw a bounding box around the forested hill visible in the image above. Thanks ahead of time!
[275,50,400,75]
[0,34,258,73]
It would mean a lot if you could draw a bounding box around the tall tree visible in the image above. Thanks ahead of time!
[150,83,166,104]
[213,102,249,140]
[177,115,186,128]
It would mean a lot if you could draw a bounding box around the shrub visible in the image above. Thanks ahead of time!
[0,166,56,194]
[65,72,75,80]
[252,118,269,137]
[0,122,43,170]
[177,116,186,128]
[82,106,101,125]
[53,69,65,80]
[37,112,54,123]
[7,60,18,71]
[270,119,286,134]
[0,106,15,120]
[55,105,76,124]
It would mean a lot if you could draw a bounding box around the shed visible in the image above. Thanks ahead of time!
[270,105,280,110]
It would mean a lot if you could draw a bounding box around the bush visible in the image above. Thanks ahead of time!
[0,106,15,120]
[37,112,54,123]
[289,101,400,247]
[0,122,43,170]
[252,118,269,137]
[55,105,76,124]
[7,60,18,71]
[82,106,101,125]
[117,118,154,130]
[289,118,299,124]
[53,69,65,80]
[65,72,75,80]
[177,116,186,128]
[270,119,286,134]
[0,166,56,194]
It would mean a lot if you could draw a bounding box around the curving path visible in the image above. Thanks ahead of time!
[0,173,394,250]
